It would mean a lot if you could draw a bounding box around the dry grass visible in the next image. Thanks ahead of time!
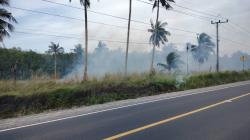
[0,73,174,96]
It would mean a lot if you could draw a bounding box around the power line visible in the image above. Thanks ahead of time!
[173,3,218,19]
[10,6,200,35]
[14,30,148,45]
[136,0,227,20]
[41,0,151,24]
[14,30,186,46]
[14,31,149,45]
[221,24,250,40]
[10,4,247,48]
[135,0,218,21]
[15,28,247,49]
[17,26,197,39]
[42,0,243,45]
[9,6,141,30]
[42,0,212,22]
[135,0,213,21]
[219,35,249,47]
[42,0,129,21]
[229,21,250,37]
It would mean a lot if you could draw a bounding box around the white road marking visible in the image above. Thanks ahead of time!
[225,100,232,103]
[0,82,249,133]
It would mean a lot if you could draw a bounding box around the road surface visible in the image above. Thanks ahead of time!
[0,82,250,140]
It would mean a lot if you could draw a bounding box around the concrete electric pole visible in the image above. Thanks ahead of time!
[211,19,228,72]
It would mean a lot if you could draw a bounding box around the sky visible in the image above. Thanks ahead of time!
[3,0,250,56]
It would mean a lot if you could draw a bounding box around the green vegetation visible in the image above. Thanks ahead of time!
[180,71,250,89]
[1,71,250,119]
[0,47,75,80]
[0,74,176,118]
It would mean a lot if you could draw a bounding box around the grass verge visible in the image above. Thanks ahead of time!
[0,71,250,119]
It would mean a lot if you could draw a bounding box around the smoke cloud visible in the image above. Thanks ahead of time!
[63,41,250,81]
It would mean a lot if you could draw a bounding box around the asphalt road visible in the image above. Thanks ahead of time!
[0,83,250,140]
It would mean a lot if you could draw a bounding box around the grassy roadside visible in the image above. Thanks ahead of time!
[180,71,250,89]
[0,71,250,119]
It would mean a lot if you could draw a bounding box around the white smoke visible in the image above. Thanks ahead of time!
[63,41,250,81]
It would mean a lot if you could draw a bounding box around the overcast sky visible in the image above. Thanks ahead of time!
[4,0,250,56]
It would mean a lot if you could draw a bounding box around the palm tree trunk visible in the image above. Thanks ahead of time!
[125,0,132,76]
[150,45,156,72]
[54,54,57,80]
[13,61,17,85]
[186,49,189,75]
[83,3,88,81]
[156,0,160,24]
[198,63,201,72]
[150,0,160,74]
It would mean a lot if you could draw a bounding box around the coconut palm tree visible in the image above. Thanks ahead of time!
[124,0,132,76]
[95,41,108,53]
[157,52,182,73]
[0,0,17,43]
[72,44,84,64]
[150,0,175,23]
[148,20,170,73]
[69,0,90,81]
[73,44,83,55]
[47,42,64,79]
[191,33,215,71]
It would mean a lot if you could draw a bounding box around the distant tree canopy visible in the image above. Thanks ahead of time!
[0,47,75,80]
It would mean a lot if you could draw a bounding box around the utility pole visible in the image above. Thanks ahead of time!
[186,44,189,75]
[211,19,228,72]
[125,0,132,77]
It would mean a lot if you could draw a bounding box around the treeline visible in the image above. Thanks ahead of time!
[0,47,75,80]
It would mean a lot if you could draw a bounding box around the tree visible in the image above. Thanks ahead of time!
[69,0,90,81]
[72,44,83,57]
[125,0,132,76]
[191,33,215,71]
[150,0,175,23]
[0,0,17,43]
[47,42,64,79]
[72,44,84,65]
[186,43,196,74]
[95,41,108,53]
[157,52,182,72]
[148,20,170,73]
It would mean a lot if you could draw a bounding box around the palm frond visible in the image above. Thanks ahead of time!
[69,0,90,7]
[151,0,175,10]
[0,0,9,6]
[48,42,64,55]
[157,63,168,69]
[0,9,17,23]
[148,20,170,48]
[191,33,215,64]
[0,7,17,41]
